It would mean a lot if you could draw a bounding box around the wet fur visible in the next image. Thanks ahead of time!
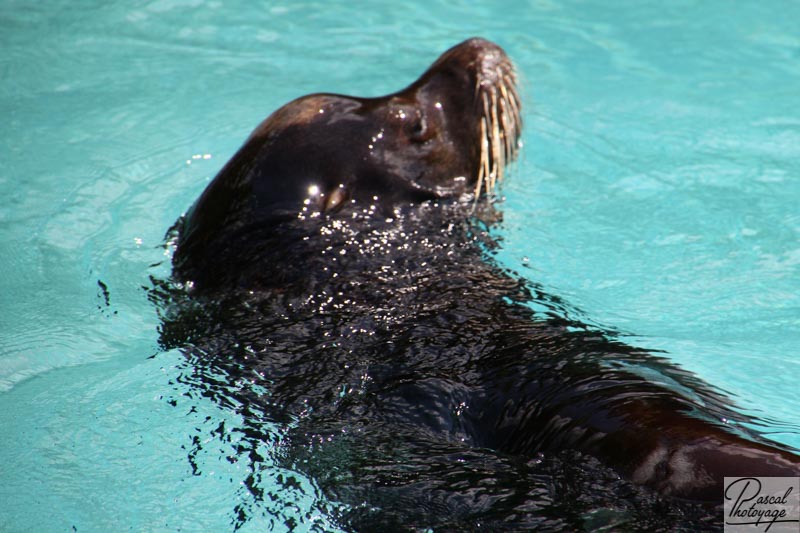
[156,39,800,530]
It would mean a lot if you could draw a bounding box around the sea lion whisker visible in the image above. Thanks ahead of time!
[478,92,494,196]
[505,99,521,158]
[470,60,521,199]
[512,85,521,130]
[484,91,493,192]
[502,73,521,119]
[497,83,514,167]
[482,116,493,197]
[489,87,503,191]
[498,92,513,169]
[498,97,511,163]
[474,112,485,198]
[502,85,520,163]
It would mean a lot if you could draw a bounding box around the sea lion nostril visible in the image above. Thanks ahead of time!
[407,114,430,142]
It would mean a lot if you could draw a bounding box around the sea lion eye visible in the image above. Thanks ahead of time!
[324,184,348,212]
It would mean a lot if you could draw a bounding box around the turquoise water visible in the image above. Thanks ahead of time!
[1,1,798,531]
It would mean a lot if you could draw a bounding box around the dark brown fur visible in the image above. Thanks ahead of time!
[164,39,799,527]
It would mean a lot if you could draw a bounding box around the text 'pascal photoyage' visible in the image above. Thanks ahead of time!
[724,477,800,532]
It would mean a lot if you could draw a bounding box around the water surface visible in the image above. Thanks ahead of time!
[1,1,798,531]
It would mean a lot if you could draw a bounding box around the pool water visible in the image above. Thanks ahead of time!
[1,1,798,531]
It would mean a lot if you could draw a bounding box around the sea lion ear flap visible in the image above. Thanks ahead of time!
[323,184,348,212]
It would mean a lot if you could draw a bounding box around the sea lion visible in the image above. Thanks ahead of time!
[158,38,800,529]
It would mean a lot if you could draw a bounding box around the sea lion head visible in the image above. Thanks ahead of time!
[174,38,521,284]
